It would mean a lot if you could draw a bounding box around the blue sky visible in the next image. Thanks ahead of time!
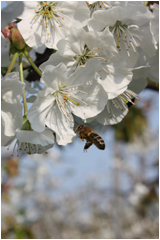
[1,1,6,9]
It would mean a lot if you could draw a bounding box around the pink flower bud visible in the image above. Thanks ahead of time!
[2,22,26,50]
[1,26,10,38]
[10,23,26,50]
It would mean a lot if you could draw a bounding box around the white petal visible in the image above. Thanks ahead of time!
[1,101,23,137]
[45,104,76,145]
[16,128,55,146]
[39,51,72,72]
[89,100,128,125]
[2,72,25,103]
[27,92,55,132]
[70,81,108,120]
[40,63,68,90]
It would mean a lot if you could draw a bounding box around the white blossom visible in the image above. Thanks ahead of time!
[17,1,90,49]
[27,61,108,145]
[88,5,156,67]
[85,66,148,125]
[7,128,55,156]
[40,27,133,99]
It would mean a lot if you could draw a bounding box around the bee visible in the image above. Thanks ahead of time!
[75,124,105,151]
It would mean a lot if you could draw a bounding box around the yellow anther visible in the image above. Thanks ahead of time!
[87,93,89,95]
[46,22,48,24]
[78,91,81,93]
[52,25,54,27]
[99,69,101,72]
[82,99,84,101]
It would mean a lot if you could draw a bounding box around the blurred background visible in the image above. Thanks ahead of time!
[1,1,159,239]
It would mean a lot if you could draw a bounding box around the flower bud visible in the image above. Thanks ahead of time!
[9,22,26,50]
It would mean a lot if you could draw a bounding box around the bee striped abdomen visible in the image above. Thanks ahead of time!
[89,132,105,150]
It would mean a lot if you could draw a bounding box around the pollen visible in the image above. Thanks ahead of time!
[46,22,48,24]
[78,91,81,93]
[47,33,50,35]
[99,69,101,72]
[87,93,89,95]
[82,99,84,101]
[52,25,54,27]
[84,113,85,115]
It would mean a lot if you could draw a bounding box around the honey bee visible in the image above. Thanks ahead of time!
[75,124,105,151]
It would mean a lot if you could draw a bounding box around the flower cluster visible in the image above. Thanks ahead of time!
[1,1,159,155]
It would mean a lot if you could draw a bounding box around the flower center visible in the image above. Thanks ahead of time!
[35,1,58,20]
[53,81,90,125]
[109,20,139,57]
[73,44,94,67]
[33,1,64,30]
[73,44,107,68]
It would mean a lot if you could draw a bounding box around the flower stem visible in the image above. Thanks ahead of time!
[6,52,18,75]
[19,54,28,115]
[24,50,42,77]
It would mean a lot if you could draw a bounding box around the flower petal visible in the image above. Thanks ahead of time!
[45,103,76,145]
[27,91,55,132]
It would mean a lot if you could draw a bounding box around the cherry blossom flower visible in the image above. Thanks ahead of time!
[40,27,133,99]
[1,72,25,145]
[88,5,156,67]
[27,61,108,145]
[17,1,90,49]
[85,66,148,125]
[6,127,55,156]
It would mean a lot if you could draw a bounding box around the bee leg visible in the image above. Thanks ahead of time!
[84,142,93,152]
